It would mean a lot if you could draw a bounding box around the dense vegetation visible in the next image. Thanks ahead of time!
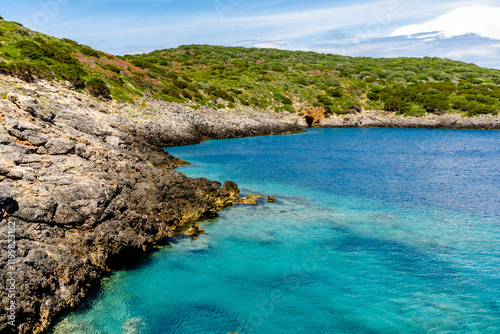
[1,18,499,116]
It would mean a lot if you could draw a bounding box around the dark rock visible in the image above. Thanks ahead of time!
[0,185,17,216]
[0,185,13,206]
[14,198,57,223]
[0,163,9,175]
[45,138,75,155]
[53,202,84,225]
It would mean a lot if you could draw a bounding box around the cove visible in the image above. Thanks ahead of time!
[51,128,500,333]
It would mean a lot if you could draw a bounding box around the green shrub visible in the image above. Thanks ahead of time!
[103,64,121,73]
[80,45,101,58]
[295,77,310,86]
[86,77,110,98]
[283,104,295,113]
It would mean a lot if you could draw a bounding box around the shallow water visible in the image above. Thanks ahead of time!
[52,128,500,334]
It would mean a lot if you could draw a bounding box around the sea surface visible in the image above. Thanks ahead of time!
[52,128,500,334]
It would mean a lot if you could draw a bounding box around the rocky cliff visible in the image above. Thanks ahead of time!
[285,109,500,129]
[0,74,302,334]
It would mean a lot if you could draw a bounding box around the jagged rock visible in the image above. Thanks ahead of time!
[53,202,85,225]
[0,163,10,175]
[0,185,13,206]
[183,223,205,237]
[27,133,50,146]
[8,169,23,180]
[216,180,240,208]
[238,194,263,205]
[75,143,93,159]
[0,134,12,144]
[45,138,75,155]
[14,197,57,223]
[36,146,48,155]
[6,120,41,141]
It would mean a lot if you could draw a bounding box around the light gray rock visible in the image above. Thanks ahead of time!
[0,134,12,145]
[106,135,124,147]
[27,133,50,146]
[45,138,75,155]
[0,185,13,205]
[8,169,24,180]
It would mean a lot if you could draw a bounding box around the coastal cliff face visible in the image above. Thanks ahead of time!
[318,111,500,129]
[281,110,500,130]
[0,74,302,334]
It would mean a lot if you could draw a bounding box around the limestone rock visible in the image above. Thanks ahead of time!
[106,135,125,147]
[238,194,263,205]
[27,133,50,146]
[8,169,23,180]
[0,185,13,206]
[45,138,75,155]
[183,223,205,237]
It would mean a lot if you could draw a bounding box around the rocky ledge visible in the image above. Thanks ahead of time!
[283,109,500,129]
[0,74,303,334]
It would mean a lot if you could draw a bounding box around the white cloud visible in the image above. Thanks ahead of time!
[390,5,500,40]
[253,41,288,49]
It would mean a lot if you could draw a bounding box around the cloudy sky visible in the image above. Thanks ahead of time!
[2,0,500,68]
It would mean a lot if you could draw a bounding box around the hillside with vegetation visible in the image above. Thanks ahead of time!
[1,17,500,118]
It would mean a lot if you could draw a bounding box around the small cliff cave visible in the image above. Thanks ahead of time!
[305,116,314,127]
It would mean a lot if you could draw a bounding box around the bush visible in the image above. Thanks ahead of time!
[295,77,310,86]
[80,45,101,58]
[283,104,295,113]
[103,64,121,73]
[86,78,110,98]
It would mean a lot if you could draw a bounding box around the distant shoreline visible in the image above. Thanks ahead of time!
[281,111,500,130]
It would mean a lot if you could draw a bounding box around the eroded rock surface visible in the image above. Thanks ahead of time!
[0,75,301,334]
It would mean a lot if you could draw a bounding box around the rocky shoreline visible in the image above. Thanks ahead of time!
[1,71,498,333]
[0,74,302,334]
[282,110,500,129]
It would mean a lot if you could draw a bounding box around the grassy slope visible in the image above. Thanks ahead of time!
[1,18,500,117]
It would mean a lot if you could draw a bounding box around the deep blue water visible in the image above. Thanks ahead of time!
[53,128,500,333]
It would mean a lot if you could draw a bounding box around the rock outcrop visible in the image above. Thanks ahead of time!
[318,111,500,129]
[238,194,264,205]
[0,74,303,334]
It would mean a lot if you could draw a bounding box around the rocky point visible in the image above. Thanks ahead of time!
[0,74,302,334]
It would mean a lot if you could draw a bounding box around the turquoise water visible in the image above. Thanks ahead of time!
[52,128,500,333]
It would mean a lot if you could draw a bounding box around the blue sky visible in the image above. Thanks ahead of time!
[2,0,500,68]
